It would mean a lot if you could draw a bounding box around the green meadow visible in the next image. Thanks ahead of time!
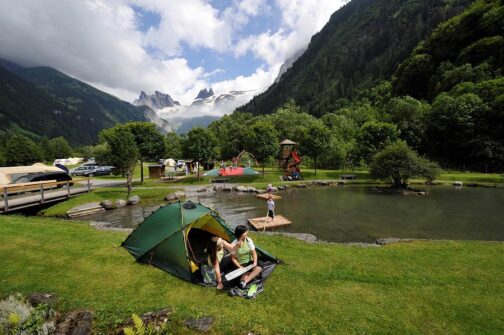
[1,215,503,334]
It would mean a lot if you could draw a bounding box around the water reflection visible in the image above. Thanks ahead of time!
[78,185,504,243]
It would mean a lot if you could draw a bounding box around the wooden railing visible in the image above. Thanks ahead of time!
[1,178,91,212]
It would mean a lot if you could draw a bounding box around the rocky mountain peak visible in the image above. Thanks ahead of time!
[195,88,214,100]
[133,91,180,110]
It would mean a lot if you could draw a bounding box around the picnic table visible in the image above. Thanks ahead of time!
[341,174,356,180]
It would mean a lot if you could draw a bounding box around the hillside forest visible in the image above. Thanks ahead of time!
[0,0,503,173]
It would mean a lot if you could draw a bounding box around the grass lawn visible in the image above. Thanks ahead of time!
[1,215,503,334]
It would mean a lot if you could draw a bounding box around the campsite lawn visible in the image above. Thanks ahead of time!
[1,215,503,334]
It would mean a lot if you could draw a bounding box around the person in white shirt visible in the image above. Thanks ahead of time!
[267,195,275,221]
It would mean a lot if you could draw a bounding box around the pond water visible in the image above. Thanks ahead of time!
[80,185,504,243]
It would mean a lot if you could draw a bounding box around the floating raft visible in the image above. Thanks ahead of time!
[255,193,282,200]
[248,215,292,230]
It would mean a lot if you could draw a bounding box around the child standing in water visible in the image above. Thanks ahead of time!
[267,195,275,221]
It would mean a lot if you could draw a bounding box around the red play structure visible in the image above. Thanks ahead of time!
[279,139,301,180]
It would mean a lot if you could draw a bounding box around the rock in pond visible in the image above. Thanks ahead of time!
[165,191,186,202]
[197,187,207,193]
[115,199,127,208]
[235,185,248,192]
[127,195,140,205]
[100,200,114,210]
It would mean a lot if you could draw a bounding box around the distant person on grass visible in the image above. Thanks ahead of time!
[231,225,263,289]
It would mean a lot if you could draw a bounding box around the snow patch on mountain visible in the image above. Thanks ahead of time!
[134,88,256,133]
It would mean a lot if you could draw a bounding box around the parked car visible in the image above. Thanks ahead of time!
[81,166,114,177]
[13,171,73,187]
[69,165,96,176]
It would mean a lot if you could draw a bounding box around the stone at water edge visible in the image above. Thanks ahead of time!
[246,186,256,192]
[127,195,140,205]
[164,191,186,201]
[100,200,114,210]
[235,185,248,192]
[197,187,207,192]
[115,199,127,208]
[296,184,307,188]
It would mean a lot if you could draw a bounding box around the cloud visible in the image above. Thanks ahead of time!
[234,0,348,66]
[0,0,347,107]
[135,0,231,56]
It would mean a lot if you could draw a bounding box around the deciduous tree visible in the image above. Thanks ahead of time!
[4,134,44,166]
[125,122,165,184]
[370,141,441,188]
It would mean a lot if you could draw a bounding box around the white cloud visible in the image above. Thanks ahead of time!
[234,0,348,67]
[0,0,347,108]
[221,0,270,30]
[134,0,231,56]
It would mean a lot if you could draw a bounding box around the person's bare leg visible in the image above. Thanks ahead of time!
[243,266,262,285]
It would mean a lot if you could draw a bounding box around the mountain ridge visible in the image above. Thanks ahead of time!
[237,0,472,117]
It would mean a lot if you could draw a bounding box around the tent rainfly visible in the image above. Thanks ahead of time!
[122,201,280,283]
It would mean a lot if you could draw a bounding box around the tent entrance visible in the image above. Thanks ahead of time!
[186,228,215,266]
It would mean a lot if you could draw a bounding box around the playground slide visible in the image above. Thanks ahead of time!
[291,150,301,165]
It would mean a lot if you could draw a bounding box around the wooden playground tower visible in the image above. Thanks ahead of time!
[279,139,301,178]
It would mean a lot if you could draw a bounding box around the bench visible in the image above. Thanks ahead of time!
[211,177,231,183]
[341,174,356,180]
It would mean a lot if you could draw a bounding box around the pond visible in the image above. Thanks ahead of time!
[80,185,504,243]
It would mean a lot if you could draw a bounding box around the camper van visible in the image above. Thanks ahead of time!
[0,163,70,193]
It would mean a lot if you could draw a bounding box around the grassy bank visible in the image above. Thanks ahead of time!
[39,187,181,217]
[1,215,503,334]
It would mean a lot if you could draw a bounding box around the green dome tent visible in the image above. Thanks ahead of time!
[122,201,280,283]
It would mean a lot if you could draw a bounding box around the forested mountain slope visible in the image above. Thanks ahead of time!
[13,66,147,145]
[392,0,504,167]
[238,0,472,117]
[0,65,84,144]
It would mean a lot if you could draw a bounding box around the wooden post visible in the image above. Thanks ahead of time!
[3,187,8,212]
[67,181,70,198]
[40,184,45,204]
[87,178,91,192]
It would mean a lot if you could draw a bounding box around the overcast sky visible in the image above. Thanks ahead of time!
[0,0,347,105]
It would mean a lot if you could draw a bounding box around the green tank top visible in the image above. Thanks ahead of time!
[208,248,224,266]
[236,239,252,264]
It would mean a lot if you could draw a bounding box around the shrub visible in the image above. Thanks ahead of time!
[370,141,441,187]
